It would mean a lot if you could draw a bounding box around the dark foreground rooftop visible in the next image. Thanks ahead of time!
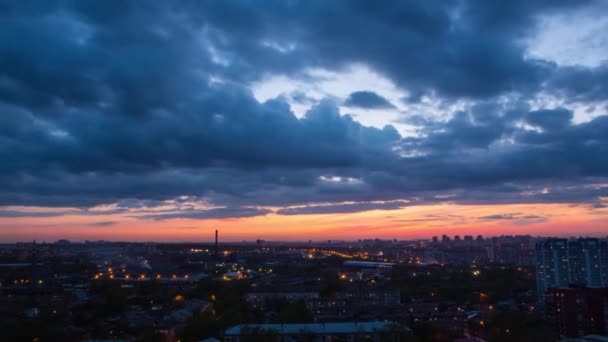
[225,321,402,336]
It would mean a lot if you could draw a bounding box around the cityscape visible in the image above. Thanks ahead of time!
[0,233,607,341]
[2,0,608,341]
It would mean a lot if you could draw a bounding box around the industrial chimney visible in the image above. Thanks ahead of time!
[214,229,219,258]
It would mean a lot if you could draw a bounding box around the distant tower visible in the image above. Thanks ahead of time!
[214,229,219,258]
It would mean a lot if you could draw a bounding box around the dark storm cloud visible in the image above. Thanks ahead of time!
[0,1,205,116]
[344,91,396,109]
[547,64,608,102]
[393,106,608,190]
[0,0,600,107]
[0,91,400,175]
[0,0,607,218]
[191,0,556,99]
[525,108,573,131]
[460,0,596,35]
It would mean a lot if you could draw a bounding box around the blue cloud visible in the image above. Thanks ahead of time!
[344,91,395,109]
[0,0,607,218]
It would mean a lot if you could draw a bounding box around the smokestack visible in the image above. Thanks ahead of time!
[214,229,219,258]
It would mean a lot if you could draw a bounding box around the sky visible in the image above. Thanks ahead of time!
[1,0,608,242]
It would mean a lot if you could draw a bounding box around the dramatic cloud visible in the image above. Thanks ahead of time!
[525,108,573,131]
[0,0,607,232]
[344,91,396,109]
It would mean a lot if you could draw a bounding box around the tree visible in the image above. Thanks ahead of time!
[481,311,552,342]
[379,322,418,342]
[179,311,219,342]
[274,300,314,323]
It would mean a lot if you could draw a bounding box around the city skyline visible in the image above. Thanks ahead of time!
[1,1,608,242]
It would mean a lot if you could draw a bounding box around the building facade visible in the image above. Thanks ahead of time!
[536,238,608,303]
[545,286,608,339]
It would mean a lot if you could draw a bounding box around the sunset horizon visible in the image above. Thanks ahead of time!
[2,201,607,243]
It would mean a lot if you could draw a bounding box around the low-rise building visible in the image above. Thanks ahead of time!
[224,321,408,342]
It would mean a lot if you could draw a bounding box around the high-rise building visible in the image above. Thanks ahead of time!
[536,238,570,302]
[545,285,608,339]
[603,241,608,286]
[536,238,608,305]
[464,235,473,246]
[568,238,604,287]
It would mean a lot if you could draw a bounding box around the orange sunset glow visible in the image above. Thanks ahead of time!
[2,202,607,242]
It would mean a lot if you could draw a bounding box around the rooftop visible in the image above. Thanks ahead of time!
[225,321,402,335]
